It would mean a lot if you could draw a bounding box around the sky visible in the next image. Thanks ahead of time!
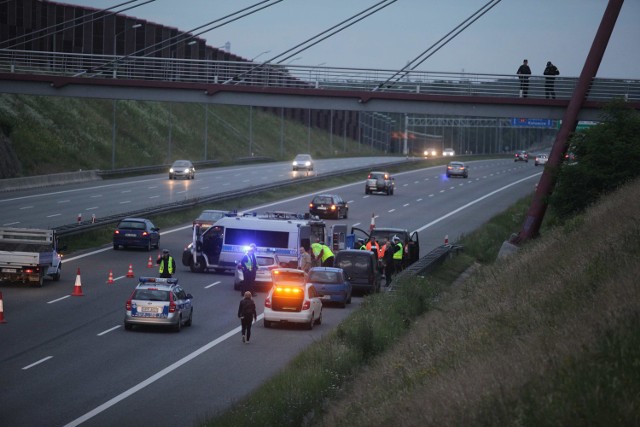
[64,0,640,79]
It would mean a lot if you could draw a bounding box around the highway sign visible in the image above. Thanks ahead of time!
[511,118,554,128]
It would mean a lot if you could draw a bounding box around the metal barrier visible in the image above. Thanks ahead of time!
[390,243,464,290]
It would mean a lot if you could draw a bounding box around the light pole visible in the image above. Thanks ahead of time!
[251,50,271,62]
[311,62,326,88]
[113,23,142,78]
[285,56,302,65]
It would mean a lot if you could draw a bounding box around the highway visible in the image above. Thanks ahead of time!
[0,158,541,426]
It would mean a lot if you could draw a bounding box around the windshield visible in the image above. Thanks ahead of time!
[309,270,341,284]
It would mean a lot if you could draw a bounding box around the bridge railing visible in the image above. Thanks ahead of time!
[1,49,638,102]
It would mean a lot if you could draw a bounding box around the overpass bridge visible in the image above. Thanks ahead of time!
[1,49,639,121]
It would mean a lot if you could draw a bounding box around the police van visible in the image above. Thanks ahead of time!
[182,211,348,274]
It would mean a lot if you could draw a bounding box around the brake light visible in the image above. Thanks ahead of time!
[330,205,336,211]
[265,296,272,308]
[142,231,149,237]
[114,230,120,235]
[302,300,311,310]
[168,293,177,313]
[309,203,314,208]
[126,299,132,310]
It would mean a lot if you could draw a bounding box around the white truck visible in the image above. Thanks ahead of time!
[0,227,63,287]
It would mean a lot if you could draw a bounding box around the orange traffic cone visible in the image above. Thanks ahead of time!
[107,269,114,284]
[72,268,84,296]
[126,263,135,278]
[369,212,376,232]
[0,291,7,324]
[444,235,449,245]
[147,256,153,268]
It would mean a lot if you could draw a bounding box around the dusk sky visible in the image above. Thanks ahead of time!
[65,0,639,79]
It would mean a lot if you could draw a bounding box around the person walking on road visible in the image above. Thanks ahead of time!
[517,59,532,98]
[543,61,560,99]
[239,243,258,296]
[156,248,176,278]
[238,291,257,343]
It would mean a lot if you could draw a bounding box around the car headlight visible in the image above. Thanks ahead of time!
[183,168,189,173]
[305,161,311,166]
[292,161,298,166]
[169,168,175,173]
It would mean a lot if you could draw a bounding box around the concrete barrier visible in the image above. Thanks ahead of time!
[0,170,101,192]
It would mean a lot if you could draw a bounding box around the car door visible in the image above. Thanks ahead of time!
[407,231,420,265]
[307,284,322,320]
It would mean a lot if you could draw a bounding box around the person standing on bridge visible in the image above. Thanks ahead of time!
[543,61,560,99]
[517,59,532,98]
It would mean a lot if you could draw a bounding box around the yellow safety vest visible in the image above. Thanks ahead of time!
[393,242,403,260]
[158,256,175,274]
[320,244,334,262]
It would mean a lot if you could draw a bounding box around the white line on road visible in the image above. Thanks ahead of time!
[403,203,410,207]
[204,281,221,289]
[46,214,61,218]
[58,200,70,203]
[48,295,70,304]
[388,209,395,213]
[20,206,34,209]
[2,221,20,226]
[86,206,98,210]
[22,356,53,370]
[416,198,422,202]
[119,201,131,204]
[97,325,121,336]
[149,195,159,199]
[352,222,360,227]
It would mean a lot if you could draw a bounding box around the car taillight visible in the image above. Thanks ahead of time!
[126,299,132,310]
[330,205,336,211]
[142,231,149,237]
[302,300,311,310]
[114,230,120,235]
[168,293,177,313]
[265,297,272,308]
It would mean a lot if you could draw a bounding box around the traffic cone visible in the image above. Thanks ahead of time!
[126,263,135,278]
[72,268,84,296]
[369,212,376,232]
[107,269,114,284]
[147,256,153,268]
[444,235,449,245]
[0,291,7,324]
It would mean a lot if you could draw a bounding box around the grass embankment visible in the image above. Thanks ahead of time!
[203,177,640,426]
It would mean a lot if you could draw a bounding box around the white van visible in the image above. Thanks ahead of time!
[182,212,347,274]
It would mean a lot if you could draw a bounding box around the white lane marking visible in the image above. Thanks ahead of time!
[414,180,419,184]
[63,314,264,427]
[86,206,98,210]
[148,186,157,189]
[402,183,408,187]
[439,190,445,193]
[204,281,221,289]
[48,295,70,304]
[97,326,121,336]
[46,214,61,218]
[416,198,422,202]
[403,203,410,207]
[58,200,70,204]
[347,200,354,203]
[2,221,20,226]
[121,190,131,193]
[22,356,53,370]
[388,209,395,213]
[352,222,360,227]
[429,194,435,197]
[177,190,187,194]
[363,195,369,198]
[20,206,34,209]
[149,195,159,199]
[119,201,131,204]
[200,186,209,190]
[90,195,102,198]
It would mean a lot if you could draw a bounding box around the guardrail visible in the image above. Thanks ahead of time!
[1,49,638,102]
[55,157,415,237]
[389,243,465,290]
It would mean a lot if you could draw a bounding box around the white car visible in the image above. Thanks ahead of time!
[234,253,281,292]
[292,154,314,171]
[442,148,455,156]
[534,153,549,166]
[263,268,322,329]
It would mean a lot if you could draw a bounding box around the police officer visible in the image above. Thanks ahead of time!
[239,243,258,296]
[156,248,176,278]
[311,238,335,267]
[392,235,404,273]
[357,238,366,250]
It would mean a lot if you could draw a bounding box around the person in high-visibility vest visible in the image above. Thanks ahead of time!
[239,243,258,296]
[392,235,404,273]
[156,248,176,278]
[357,239,366,250]
[311,238,335,267]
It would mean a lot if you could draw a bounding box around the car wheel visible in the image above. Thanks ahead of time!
[315,309,322,325]
[190,257,206,273]
[169,174,173,179]
[347,294,352,304]
[365,188,370,195]
[124,322,132,331]
[264,319,272,328]
[185,308,193,326]
[174,316,182,332]
[52,265,61,281]
[113,243,119,250]
[146,240,151,251]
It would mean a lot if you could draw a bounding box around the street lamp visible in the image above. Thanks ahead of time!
[311,62,326,88]
[285,56,302,65]
[113,23,142,78]
[251,50,271,62]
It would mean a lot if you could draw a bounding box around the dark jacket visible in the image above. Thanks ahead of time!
[238,298,257,321]
[544,64,559,78]
[156,255,176,278]
[240,252,258,280]
[517,64,531,78]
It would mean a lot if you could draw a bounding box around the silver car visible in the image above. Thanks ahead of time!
[292,154,314,171]
[124,277,193,332]
[534,153,549,166]
[169,159,195,179]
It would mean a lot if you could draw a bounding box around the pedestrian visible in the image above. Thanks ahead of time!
[392,235,404,273]
[357,238,366,250]
[365,236,379,253]
[156,248,176,278]
[311,238,335,267]
[543,61,560,99]
[237,291,257,343]
[239,243,258,296]
[299,246,312,273]
[382,240,395,286]
[517,59,531,98]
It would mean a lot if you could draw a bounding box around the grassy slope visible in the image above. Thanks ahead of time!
[0,94,372,176]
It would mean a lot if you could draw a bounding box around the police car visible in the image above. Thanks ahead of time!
[124,277,193,332]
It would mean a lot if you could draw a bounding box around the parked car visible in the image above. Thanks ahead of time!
[334,249,381,295]
[309,194,348,219]
[292,154,314,171]
[263,268,322,329]
[234,252,282,292]
[514,150,529,162]
[443,148,455,156]
[169,159,195,179]
[446,161,469,178]
[124,277,193,332]
[365,171,395,195]
[307,267,352,308]
[534,153,549,166]
[113,217,160,251]
[192,209,228,230]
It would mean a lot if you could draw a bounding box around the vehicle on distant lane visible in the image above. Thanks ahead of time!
[446,161,469,178]
[309,194,348,219]
[113,217,160,251]
[169,160,195,179]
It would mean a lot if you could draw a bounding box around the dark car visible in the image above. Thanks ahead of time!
[365,171,395,195]
[334,249,381,295]
[169,160,195,179]
[308,267,352,308]
[192,209,228,230]
[514,150,529,162]
[113,217,160,251]
[446,161,469,178]
[309,194,348,219]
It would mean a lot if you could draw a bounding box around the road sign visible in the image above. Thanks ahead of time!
[556,120,599,131]
[511,118,554,128]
